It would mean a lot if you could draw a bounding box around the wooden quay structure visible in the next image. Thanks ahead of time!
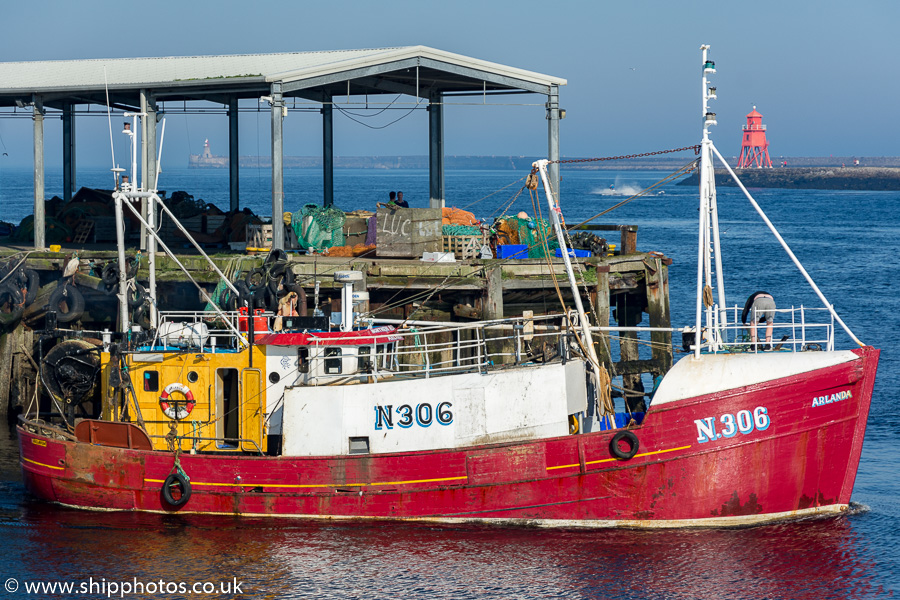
[0,225,672,421]
[0,46,671,420]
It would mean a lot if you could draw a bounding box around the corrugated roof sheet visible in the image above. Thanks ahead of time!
[0,46,565,95]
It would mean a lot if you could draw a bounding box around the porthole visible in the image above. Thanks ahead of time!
[187,370,199,383]
[269,372,281,384]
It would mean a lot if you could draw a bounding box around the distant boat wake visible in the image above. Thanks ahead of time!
[591,183,645,196]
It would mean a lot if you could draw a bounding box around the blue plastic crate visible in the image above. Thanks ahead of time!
[497,244,528,259]
[554,247,592,258]
[598,411,645,431]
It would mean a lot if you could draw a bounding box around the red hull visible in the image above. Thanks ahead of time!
[19,347,879,527]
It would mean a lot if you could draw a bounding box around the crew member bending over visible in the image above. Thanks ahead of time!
[741,291,775,349]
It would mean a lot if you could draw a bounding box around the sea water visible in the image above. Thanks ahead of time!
[0,167,897,599]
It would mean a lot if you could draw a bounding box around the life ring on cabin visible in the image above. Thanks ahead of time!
[159,382,195,420]
[161,472,192,507]
[609,430,640,460]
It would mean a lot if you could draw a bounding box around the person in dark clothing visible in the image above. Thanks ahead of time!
[742,291,775,349]
[394,191,409,208]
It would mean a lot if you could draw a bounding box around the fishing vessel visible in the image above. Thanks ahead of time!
[17,46,879,527]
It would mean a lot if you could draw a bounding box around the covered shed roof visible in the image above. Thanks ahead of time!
[0,45,566,108]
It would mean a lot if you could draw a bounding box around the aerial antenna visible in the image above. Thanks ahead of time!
[104,67,117,187]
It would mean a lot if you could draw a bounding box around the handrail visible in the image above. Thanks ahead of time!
[147,434,264,456]
[18,415,77,441]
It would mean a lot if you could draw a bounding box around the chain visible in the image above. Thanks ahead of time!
[550,145,701,165]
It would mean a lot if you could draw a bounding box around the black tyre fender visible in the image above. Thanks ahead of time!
[48,283,85,323]
[161,472,192,507]
[274,265,295,297]
[132,303,152,330]
[23,268,39,307]
[221,287,238,312]
[267,260,289,295]
[101,262,119,287]
[127,282,147,308]
[0,283,24,327]
[245,267,268,292]
[263,248,288,266]
[610,430,640,460]
[264,287,279,312]
[234,280,252,306]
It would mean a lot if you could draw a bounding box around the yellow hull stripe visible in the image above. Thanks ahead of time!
[143,475,468,489]
[546,444,693,471]
[22,457,65,471]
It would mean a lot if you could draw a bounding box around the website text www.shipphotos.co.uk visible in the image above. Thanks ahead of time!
[5,576,243,598]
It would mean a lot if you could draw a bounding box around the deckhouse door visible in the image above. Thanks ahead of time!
[241,368,263,452]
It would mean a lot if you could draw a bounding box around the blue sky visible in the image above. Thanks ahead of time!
[0,0,898,168]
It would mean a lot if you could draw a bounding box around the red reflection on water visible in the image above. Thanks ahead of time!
[6,503,888,600]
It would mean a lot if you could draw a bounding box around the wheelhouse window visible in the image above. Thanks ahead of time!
[358,346,372,372]
[325,348,342,375]
[143,370,159,392]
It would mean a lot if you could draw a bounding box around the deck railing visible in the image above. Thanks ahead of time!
[699,305,834,353]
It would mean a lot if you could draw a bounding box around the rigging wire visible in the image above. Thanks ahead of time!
[334,102,422,130]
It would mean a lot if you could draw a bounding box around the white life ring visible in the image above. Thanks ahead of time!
[159,382,195,420]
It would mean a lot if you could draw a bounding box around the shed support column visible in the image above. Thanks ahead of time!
[270,82,285,250]
[547,84,560,202]
[428,92,445,209]
[140,90,157,250]
[62,102,75,202]
[322,98,334,208]
[32,96,45,250]
[228,95,240,211]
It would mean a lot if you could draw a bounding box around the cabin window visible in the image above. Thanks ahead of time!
[143,370,159,392]
[325,348,342,375]
[349,436,370,455]
[187,370,200,384]
[269,372,280,384]
[297,348,309,374]
[358,346,372,372]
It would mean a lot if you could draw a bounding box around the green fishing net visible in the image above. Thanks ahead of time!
[442,224,482,236]
[495,216,559,258]
[292,204,346,251]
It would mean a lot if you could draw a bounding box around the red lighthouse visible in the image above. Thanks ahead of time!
[737,106,773,168]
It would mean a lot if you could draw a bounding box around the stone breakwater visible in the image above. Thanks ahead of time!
[679,167,900,191]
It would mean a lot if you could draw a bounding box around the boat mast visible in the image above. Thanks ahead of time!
[695,44,728,357]
[534,160,611,416]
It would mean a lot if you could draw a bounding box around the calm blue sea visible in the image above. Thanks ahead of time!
[1,166,898,599]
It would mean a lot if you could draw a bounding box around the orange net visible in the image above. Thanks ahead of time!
[442,207,479,226]
[323,244,376,257]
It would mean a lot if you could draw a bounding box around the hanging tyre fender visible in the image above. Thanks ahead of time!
[23,268,40,307]
[127,282,148,308]
[0,282,24,328]
[159,382,195,419]
[609,430,640,460]
[132,303,152,330]
[263,248,288,266]
[161,471,192,508]
[222,287,239,312]
[268,260,289,295]
[245,267,268,292]
[101,262,119,287]
[234,280,253,306]
[48,283,85,324]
